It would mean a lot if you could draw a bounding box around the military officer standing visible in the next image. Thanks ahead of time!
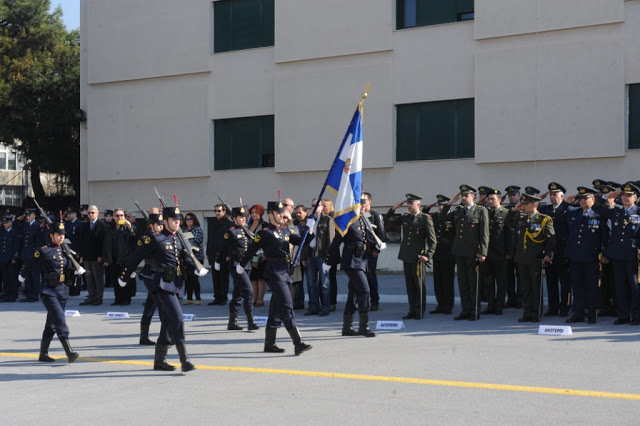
[481,188,512,315]
[20,223,85,363]
[215,206,259,331]
[591,183,640,325]
[504,185,523,309]
[426,195,455,314]
[443,185,489,320]
[506,194,555,322]
[538,182,571,316]
[0,215,19,302]
[391,194,437,320]
[17,208,42,302]
[561,187,606,324]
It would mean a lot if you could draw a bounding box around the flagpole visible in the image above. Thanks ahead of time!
[290,89,369,267]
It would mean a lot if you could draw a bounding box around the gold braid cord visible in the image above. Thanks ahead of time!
[523,216,549,250]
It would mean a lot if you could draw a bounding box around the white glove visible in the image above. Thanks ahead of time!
[376,242,387,251]
[74,266,86,276]
[236,264,245,275]
[214,262,221,271]
[306,218,316,231]
[18,274,25,283]
[322,262,331,273]
[256,249,264,257]
[118,278,127,287]
[130,272,136,279]
[195,268,209,277]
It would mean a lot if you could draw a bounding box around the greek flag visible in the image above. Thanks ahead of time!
[326,107,363,236]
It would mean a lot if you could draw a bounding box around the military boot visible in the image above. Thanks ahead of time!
[247,312,259,331]
[139,324,155,345]
[153,344,176,371]
[357,313,376,337]
[60,338,79,363]
[175,343,196,372]
[288,327,312,355]
[342,313,357,336]
[38,339,55,362]
[227,312,243,330]
[264,327,285,353]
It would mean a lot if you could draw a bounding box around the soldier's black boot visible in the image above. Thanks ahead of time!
[139,324,155,345]
[59,338,79,363]
[357,313,376,337]
[264,328,285,353]
[153,344,176,371]
[227,312,243,330]
[288,327,312,355]
[38,339,55,362]
[175,343,196,372]
[342,313,357,336]
[247,312,260,331]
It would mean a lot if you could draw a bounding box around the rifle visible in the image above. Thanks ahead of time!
[32,199,84,273]
[153,187,206,273]
[131,198,149,221]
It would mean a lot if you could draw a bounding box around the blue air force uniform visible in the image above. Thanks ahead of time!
[18,209,42,301]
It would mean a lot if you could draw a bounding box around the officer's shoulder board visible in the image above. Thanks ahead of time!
[138,236,151,246]
[34,248,43,258]
[224,232,230,240]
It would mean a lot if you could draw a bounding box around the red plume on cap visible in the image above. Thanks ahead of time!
[173,194,178,207]
[59,210,63,221]
[277,190,281,202]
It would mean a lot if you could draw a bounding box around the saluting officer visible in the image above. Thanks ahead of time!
[507,194,555,323]
[121,206,207,372]
[240,201,313,355]
[325,210,378,337]
[20,222,85,363]
[504,185,522,309]
[426,194,455,314]
[391,194,437,320]
[538,182,572,317]
[591,183,640,325]
[481,188,512,315]
[215,206,259,332]
[561,187,606,324]
[443,185,489,320]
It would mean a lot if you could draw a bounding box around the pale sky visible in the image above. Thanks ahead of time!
[50,0,80,30]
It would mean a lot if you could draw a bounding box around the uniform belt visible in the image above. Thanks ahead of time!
[265,257,289,263]
[47,273,65,283]
[157,266,182,277]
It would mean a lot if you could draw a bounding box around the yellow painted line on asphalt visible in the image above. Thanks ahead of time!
[2,351,639,401]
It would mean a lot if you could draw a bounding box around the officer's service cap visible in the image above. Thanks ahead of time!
[477,186,490,195]
[49,222,66,234]
[80,204,89,211]
[104,209,114,216]
[598,185,616,195]
[267,201,285,213]
[621,182,640,196]
[592,179,608,188]
[24,208,37,216]
[505,185,521,195]
[405,193,422,202]
[231,206,246,217]
[148,213,163,224]
[2,215,12,222]
[524,186,541,195]
[459,184,477,194]
[548,182,566,193]
[66,206,80,215]
[609,181,622,189]
[162,206,183,219]
[520,194,541,203]
[486,188,501,196]
[436,194,450,205]
[576,187,598,198]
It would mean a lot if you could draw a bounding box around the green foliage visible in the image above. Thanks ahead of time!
[0,0,80,199]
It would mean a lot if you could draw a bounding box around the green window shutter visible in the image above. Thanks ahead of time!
[213,1,231,53]
[214,119,232,170]
[214,116,275,170]
[630,84,640,149]
[214,0,274,53]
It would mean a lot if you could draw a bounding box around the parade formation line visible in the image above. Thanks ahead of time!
[1,351,639,401]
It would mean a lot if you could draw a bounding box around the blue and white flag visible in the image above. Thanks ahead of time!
[326,107,363,236]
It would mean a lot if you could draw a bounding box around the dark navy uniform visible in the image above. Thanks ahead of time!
[482,196,512,314]
[137,215,163,346]
[21,223,81,363]
[122,206,196,372]
[591,187,640,324]
[327,215,375,337]
[427,196,455,314]
[18,209,42,302]
[0,217,20,302]
[64,211,84,295]
[562,199,605,323]
[240,201,312,355]
[363,208,385,310]
[217,209,257,331]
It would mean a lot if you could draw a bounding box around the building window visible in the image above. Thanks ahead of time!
[214,115,274,170]
[0,186,23,206]
[396,98,474,161]
[213,0,275,53]
[630,84,640,149]
[0,144,24,171]
[397,0,474,29]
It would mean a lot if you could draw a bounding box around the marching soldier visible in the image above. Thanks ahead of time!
[426,195,455,314]
[562,187,606,324]
[538,182,572,316]
[136,209,163,346]
[20,222,85,363]
[443,185,489,320]
[481,188,511,315]
[239,201,313,355]
[215,206,259,331]
[506,194,555,322]
[591,183,640,325]
[390,194,437,320]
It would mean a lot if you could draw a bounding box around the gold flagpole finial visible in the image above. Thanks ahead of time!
[358,83,371,112]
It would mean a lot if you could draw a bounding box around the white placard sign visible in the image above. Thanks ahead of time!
[538,325,573,336]
[253,316,268,325]
[376,320,405,330]
[183,314,195,321]
[65,310,80,317]
[105,312,129,319]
